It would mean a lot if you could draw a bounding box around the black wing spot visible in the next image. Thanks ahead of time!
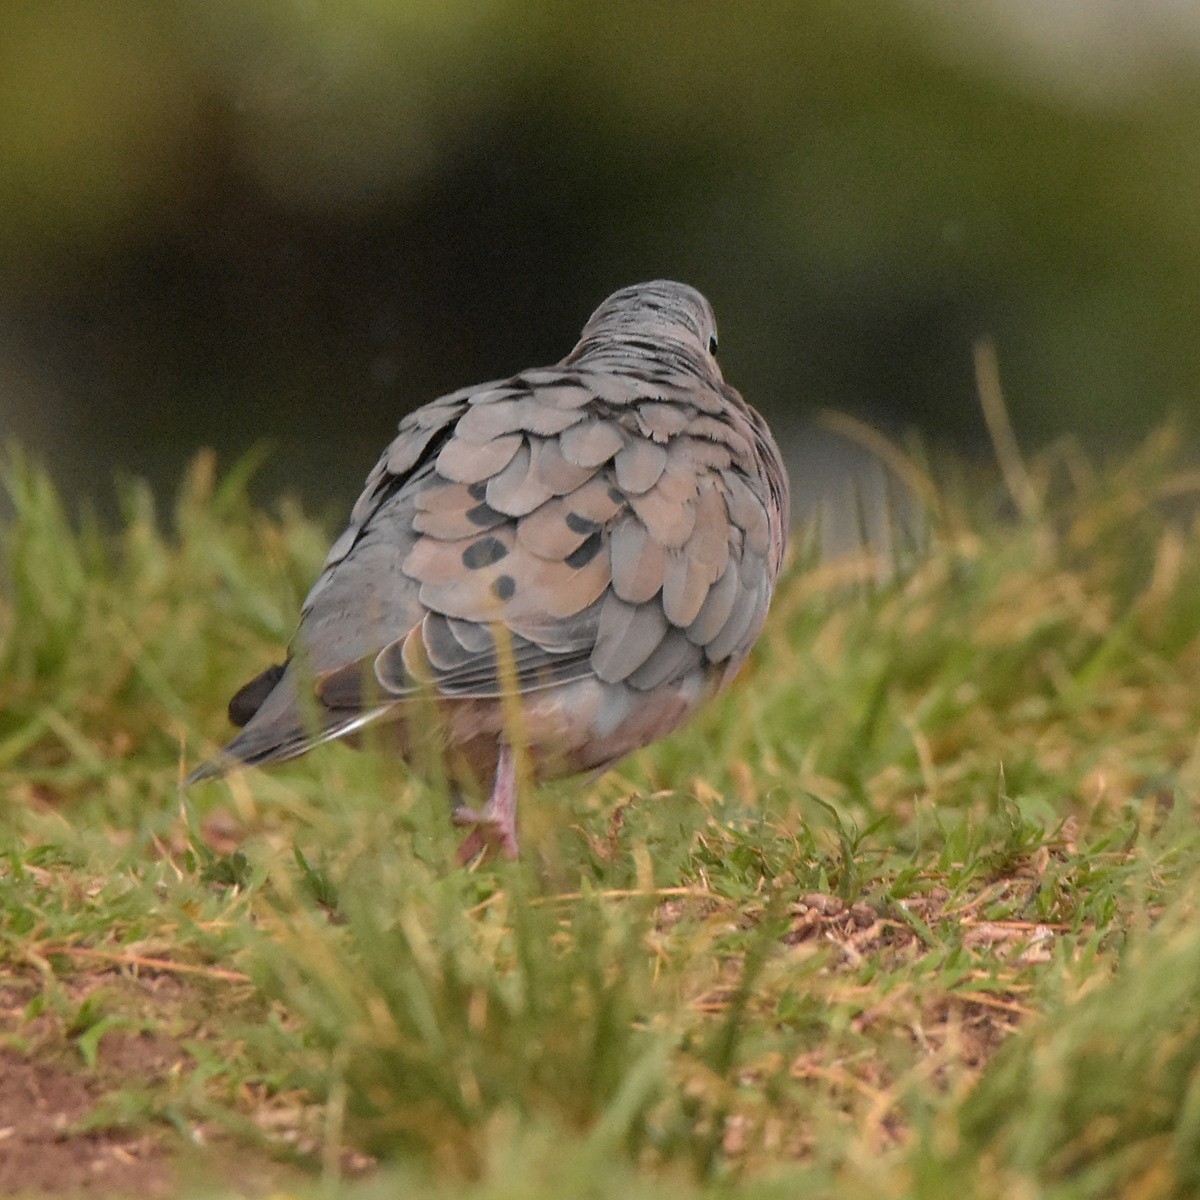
[468,481,488,501]
[565,511,600,535]
[462,537,509,569]
[467,501,504,527]
[565,531,603,569]
[492,574,517,601]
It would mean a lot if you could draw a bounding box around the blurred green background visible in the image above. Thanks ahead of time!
[3,0,1200,509]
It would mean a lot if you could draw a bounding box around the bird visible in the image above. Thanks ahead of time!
[187,280,789,861]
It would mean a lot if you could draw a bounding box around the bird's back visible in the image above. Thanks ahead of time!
[188,281,788,797]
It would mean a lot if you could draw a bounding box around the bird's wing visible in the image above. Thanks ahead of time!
[312,361,782,708]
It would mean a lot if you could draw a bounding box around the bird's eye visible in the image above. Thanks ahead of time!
[708,332,719,356]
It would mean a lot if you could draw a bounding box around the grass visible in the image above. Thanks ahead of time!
[5,426,1200,1196]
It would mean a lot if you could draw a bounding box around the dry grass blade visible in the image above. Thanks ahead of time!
[974,337,1041,520]
[41,945,251,983]
[818,409,941,514]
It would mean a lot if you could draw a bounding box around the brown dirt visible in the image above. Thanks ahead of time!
[0,967,372,1196]
[0,1048,172,1196]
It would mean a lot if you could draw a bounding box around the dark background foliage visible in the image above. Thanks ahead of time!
[4,0,1200,508]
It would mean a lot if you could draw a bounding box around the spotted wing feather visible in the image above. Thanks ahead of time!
[189,285,790,789]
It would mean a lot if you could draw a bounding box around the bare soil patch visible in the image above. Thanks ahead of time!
[0,1048,172,1196]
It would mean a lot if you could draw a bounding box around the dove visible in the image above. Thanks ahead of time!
[187,280,789,861]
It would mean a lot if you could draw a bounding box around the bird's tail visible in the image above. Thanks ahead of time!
[183,706,392,788]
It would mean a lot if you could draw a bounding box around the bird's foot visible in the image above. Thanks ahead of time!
[453,742,520,863]
[453,809,519,863]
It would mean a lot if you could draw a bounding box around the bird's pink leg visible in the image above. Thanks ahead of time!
[453,742,520,863]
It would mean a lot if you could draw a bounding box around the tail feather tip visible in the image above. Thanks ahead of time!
[182,758,226,788]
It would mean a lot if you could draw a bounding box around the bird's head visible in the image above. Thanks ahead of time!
[571,280,722,371]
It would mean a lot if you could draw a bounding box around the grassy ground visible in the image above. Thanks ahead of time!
[5,426,1200,1198]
